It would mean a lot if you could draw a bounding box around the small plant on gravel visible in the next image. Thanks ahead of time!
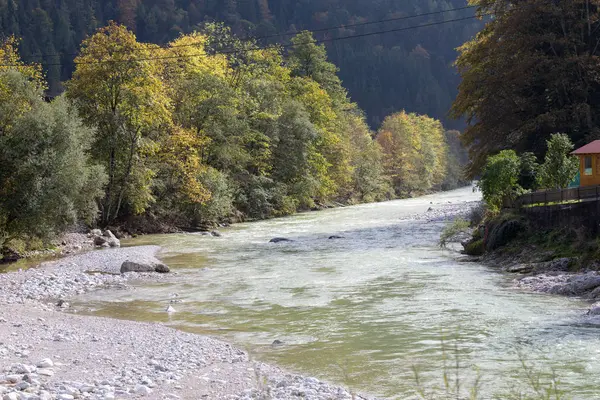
[439,219,471,248]
[412,340,568,400]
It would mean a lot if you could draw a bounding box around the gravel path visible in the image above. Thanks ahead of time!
[0,247,374,400]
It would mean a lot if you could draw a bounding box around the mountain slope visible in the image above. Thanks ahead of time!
[0,0,482,128]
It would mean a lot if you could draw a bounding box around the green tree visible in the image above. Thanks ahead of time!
[288,31,347,106]
[0,70,105,250]
[479,150,521,212]
[67,22,171,224]
[518,152,540,191]
[452,0,600,175]
[537,133,579,189]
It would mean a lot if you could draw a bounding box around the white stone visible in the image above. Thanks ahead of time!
[11,365,32,374]
[36,369,53,377]
[165,305,176,313]
[36,359,53,369]
[134,385,152,396]
[57,395,74,400]
[4,393,19,400]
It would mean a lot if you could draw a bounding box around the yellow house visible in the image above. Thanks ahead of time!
[572,140,600,187]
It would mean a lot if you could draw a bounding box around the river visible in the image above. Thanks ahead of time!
[71,187,600,399]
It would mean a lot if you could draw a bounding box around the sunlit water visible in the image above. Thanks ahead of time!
[70,187,600,398]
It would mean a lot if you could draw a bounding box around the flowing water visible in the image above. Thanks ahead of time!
[71,187,600,398]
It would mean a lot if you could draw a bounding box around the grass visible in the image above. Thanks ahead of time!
[439,219,471,248]
[411,338,568,400]
[522,200,582,208]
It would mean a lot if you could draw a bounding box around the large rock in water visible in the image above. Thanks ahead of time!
[269,237,293,243]
[121,261,170,274]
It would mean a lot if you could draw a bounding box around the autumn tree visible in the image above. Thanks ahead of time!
[452,0,600,175]
[376,111,448,196]
[67,22,171,224]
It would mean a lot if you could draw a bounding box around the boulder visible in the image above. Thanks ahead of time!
[154,264,170,273]
[103,230,120,248]
[210,230,222,237]
[506,264,533,274]
[93,236,108,246]
[485,219,524,251]
[269,237,293,243]
[328,235,344,240]
[589,302,600,315]
[89,229,102,237]
[121,261,170,274]
[548,274,600,296]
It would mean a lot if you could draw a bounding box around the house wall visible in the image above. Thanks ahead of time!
[579,154,600,187]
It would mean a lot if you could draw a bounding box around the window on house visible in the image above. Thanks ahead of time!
[585,156,593,175]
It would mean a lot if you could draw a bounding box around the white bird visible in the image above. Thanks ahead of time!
[165,305,176,313]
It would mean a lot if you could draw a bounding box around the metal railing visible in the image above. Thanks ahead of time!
[505,185,600,208]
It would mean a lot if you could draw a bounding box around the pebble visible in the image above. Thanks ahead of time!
[36,360,53,369]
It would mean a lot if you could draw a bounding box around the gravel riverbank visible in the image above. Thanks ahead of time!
[0,247,374,400]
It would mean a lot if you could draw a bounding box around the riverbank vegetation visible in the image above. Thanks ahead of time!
[0,25,468,260]
[452,0,600,176]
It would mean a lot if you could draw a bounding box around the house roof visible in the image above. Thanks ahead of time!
[572,140,600,154]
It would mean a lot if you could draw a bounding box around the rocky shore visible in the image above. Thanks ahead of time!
[0,246,373,400]
[479,249,600,315]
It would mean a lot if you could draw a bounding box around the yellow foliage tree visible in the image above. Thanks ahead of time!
[67,22,172,223]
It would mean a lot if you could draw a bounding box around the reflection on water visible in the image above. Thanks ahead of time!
[70,187,600,398]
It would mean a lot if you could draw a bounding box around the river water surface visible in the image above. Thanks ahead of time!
[72,187,600,398]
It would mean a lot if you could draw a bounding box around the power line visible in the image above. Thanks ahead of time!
[8,5,479,63]
[247,5,478,41]
[0,14,487,68]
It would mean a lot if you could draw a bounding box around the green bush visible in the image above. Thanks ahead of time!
[439,219,471,248]
[537,133,579,189]
[479,150,522,212]
[0,71,106,248]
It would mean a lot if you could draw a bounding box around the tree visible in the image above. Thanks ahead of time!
[479,150,521,212]
[376,111,448,196]
[452,0,600,176]
[67,22,171,224]
[518,152,540,191]
[0,70,105,251]
[288,31,347,106]
[537,133,579,189]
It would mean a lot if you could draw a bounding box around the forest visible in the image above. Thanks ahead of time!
[0,24,468,258]
[0,0,483,129]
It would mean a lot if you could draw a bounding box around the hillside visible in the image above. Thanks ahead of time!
[0,0,482,129]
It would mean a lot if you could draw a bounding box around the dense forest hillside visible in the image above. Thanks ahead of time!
[0,0,482,128]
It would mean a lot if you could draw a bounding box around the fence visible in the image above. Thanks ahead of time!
[504,185,600,208]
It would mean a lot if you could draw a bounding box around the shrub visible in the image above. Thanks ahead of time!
[537,133,579,189]
[439,219,471,248]
[479,150,521,212]
[0,71,106,249]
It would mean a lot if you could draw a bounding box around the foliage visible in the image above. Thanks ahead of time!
[67,22,172,224]
[439,219,471,248]
[0,70,105,249]
[479,150,521,212]
[519,152,540,191]
[537,134,579,190]
[0,0,483,129]
[376,111,449,197]
[0,21,471,244]
[453,0,600,176]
